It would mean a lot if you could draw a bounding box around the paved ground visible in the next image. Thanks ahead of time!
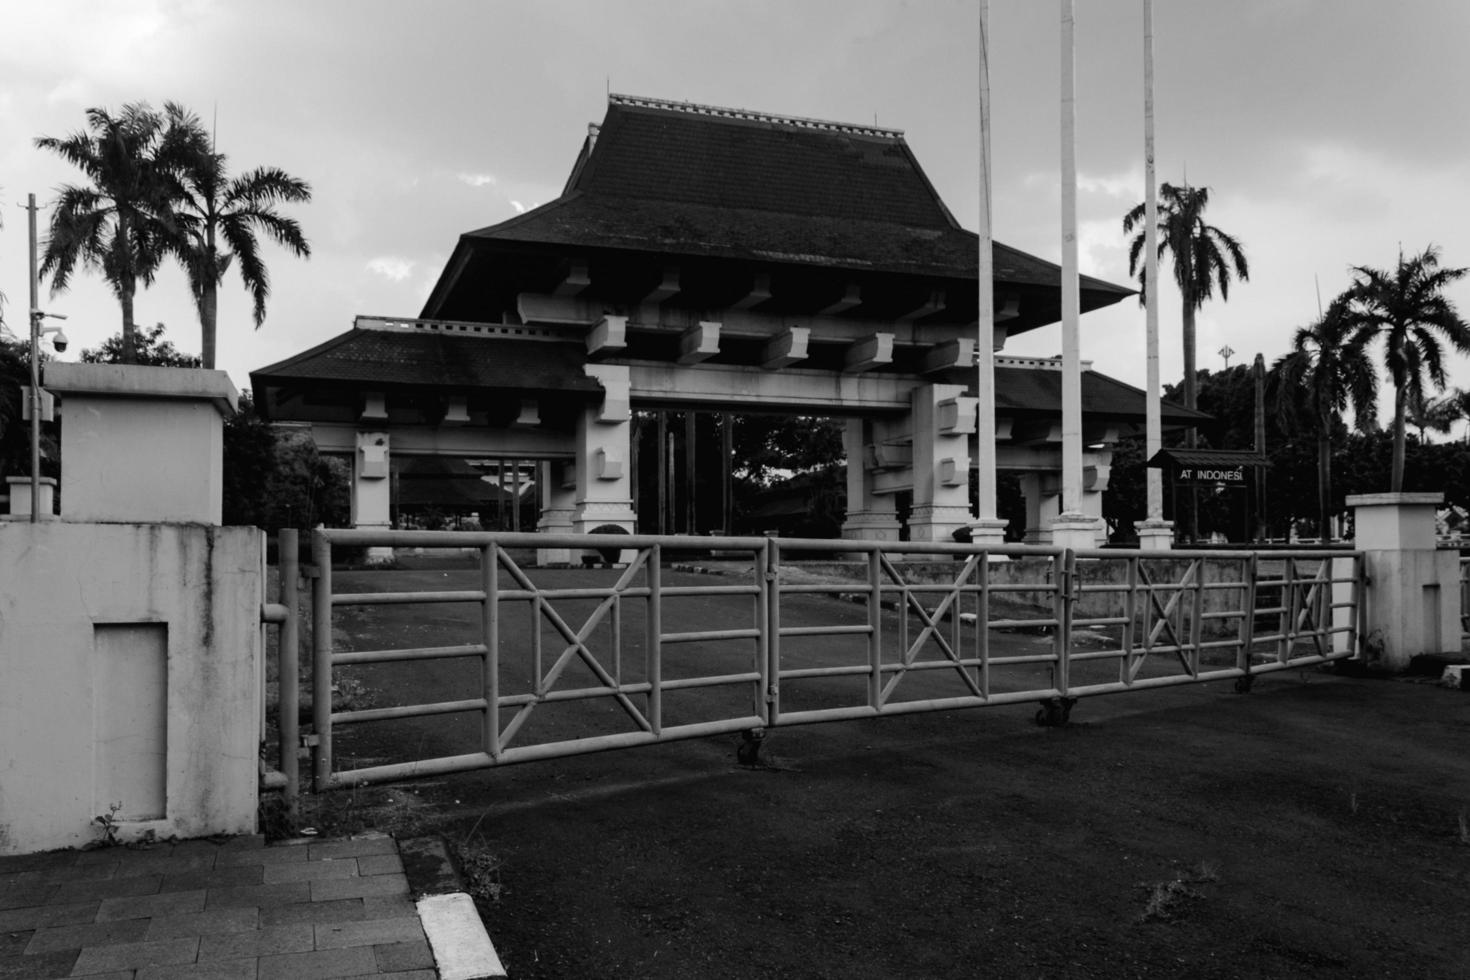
[0,833,437,979]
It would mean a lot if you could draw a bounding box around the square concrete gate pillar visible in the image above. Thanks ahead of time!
[0,364,261,855]
[1346,492,1461,671]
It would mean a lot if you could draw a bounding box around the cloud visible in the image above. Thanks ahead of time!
[1077,168,1143,200]
[366,257,414,282]
[458,172,497,188]
[45,78,90,106]
[509,200,527,214]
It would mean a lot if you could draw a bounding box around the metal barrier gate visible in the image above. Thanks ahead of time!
[271,529,1363,794]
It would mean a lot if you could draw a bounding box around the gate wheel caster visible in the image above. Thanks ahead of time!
[737,729,766,766]
[1234,675,1255,694]
[1034,697,1076,727]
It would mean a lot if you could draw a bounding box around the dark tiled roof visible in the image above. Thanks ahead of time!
[250,331,602,395]
[460,95,1134,294]
[993,366,1209,425]
[1146,448,1270,468]
[572,97,954,227]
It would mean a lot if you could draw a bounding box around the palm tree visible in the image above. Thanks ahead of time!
[166,106,312,370]
[1274,297,1378,539]
[1345,245,1470,492]
[1123,183,1250,432]
[1409,390,1461,442]
[34,103,198,364]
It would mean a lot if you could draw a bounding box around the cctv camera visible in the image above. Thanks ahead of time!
[51,331,68,353]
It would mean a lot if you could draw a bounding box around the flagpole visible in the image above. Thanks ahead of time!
[1134,0,1173,549]
[972,0,1005,545]
[1056,0,1085,540]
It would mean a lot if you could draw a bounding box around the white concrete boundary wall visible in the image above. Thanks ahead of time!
[0,523,262,855]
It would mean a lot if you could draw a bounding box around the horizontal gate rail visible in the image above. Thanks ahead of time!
[298,528,1365,791]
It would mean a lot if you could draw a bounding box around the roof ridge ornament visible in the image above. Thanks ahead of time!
[608,92,905,140]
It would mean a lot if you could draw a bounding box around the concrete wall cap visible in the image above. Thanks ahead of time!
[43,362,238,416]
[1345,492,1444,507]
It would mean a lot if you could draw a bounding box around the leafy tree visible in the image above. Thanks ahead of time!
[1274,298,1378,538]
[1345,245,1470,491]
[219,397,348,531]
[732,414,845,486]
[1123,183,1249,430]
[81,321,201,367]
[0,336,59,482]
[34,103,202,363]
[166,105,312,369]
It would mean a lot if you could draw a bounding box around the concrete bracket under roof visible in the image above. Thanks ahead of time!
[361,391,388,421]
[588,314,628,355]
[844,333,894,373]
[731,272,772,311]
[678,321,721,364]
[555,259,592,297]
[897,290,945,323]
[818,283,862,317]
[640,267,680,305]
[583,363,631,423]
[761,326,809,370]
[937,396,978,434]
[922,338,975,374]
[443,396,470,425]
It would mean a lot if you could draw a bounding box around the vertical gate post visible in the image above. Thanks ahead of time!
[483,542,500,760]
[1189,558,1205,676]
[277,529,300,809]
[311,530,333,792]
[1055,549,1074,696]
[648,544,663,735]
[764,536,781,727]
[1239,553,1259,682]
[866,544,883,709]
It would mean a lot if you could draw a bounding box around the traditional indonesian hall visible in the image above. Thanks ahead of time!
[251,94,1205,555]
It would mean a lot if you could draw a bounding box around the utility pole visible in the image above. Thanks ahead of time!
[27,194,41,524]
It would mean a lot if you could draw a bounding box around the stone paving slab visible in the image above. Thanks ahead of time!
[0,833,501,979]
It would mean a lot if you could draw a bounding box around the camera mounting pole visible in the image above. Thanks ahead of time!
[26,192,67,524]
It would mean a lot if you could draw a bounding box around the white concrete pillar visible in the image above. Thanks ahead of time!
[352,430,393,563]
[572,366,637,535]
[536,460,578,565]
[1135,518,1175,551]
[841,419,901,541]
[908,384,975,543]
[4,476,58,521]
[1019,473,1059,545]
[43,364,235,524]
[1346,492,1461,671]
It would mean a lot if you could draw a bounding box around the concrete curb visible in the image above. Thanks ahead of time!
[400,835,508,978]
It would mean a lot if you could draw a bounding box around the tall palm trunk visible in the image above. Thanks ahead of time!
[199,222,218,370]
[1181,282,1198,541]
[199,282,218,370]
[1391,385,1408,493]
[120,277,138,364]
[1181,300,1197,426]
[1316,403,1332,540]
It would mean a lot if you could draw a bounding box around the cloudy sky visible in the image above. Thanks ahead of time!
[4,0,1469,421]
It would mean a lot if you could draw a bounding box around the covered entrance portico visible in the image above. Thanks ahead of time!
[253,95,1207,553]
